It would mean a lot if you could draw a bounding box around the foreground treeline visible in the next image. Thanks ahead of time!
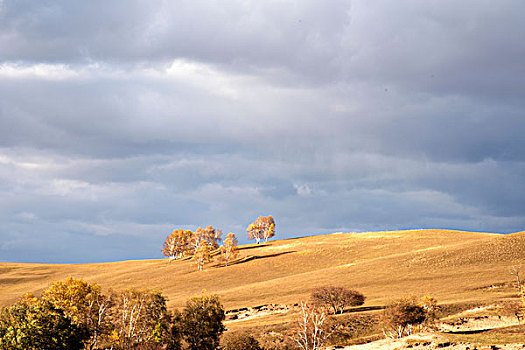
[0,277,442,350]
[0,277,224,350]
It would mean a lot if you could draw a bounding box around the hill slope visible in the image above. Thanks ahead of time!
[2,229,521,313]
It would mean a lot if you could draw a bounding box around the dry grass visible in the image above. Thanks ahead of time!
[442,324,525,345]
[1,229,525,336]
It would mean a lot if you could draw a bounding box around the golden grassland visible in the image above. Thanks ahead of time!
[442,324,525,344]
[2,229,525,338]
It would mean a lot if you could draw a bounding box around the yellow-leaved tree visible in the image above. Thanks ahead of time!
[220,232,239,267]
[190,225,222,254]
[108,288,170,349]
[193,240,213,271]
[41,277,111,350]
[247,215,275,244]
[162,225,223,270]
[162,228,192,261]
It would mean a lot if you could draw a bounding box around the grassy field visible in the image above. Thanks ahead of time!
[442,324,525,344]
[2,229,525,338]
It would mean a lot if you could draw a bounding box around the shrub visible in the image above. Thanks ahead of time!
[221,331,262,350]
[420,295,439,328]
[327,314,381,346]
[381,296,428,338]
[258,331,295,350]
[501,300,524,324]
[310,286,365,314]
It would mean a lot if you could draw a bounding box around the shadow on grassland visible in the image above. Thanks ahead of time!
[237,244,272,252]
[212,251,296,268]
[442,329,491,335]
[345,305,385,313]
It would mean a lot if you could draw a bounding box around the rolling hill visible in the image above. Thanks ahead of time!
[1,229,524,337]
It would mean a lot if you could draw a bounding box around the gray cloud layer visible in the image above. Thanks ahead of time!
[1,0,524,262]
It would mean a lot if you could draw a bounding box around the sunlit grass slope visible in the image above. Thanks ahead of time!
[1,229,524,315]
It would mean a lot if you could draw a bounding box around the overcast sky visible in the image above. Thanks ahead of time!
[1,1,524,263]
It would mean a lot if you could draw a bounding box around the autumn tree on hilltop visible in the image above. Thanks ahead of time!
[190,225,222,254]
[193,240,213,271]
[163,229,192,261]
[162,226,222,267]
[220,232,239,267]
[247,215,276,244]
[185,225,222,271]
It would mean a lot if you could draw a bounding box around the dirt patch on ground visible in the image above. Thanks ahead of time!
[338,332,525,350]
[225,303,296,323]
[337,306,523,350]
[440,315,516,333]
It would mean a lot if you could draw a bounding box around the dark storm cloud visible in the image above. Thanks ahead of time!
[0,0,351,70]
[0,1,524,262]
[3,0,524,96]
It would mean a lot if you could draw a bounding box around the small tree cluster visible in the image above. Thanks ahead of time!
[247,215,276,244]
[0,279,170,350]
[163,226,222,261]
[0,278,226,350]
[310,286,365,314]
[381,296,435,338]
[163,226,240,271]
